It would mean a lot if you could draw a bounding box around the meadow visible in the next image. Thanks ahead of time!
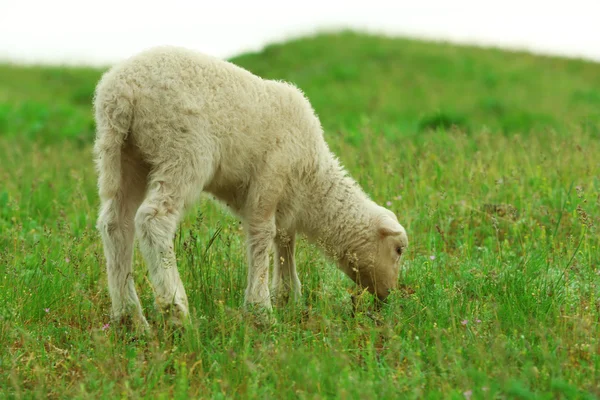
[1,31,599,398]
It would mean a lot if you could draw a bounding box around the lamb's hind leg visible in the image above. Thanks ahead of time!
[134,176,192,327]
[243,181,282,311]
[97,151,149,330]
[244,213,276,311]
[272,230,302,306]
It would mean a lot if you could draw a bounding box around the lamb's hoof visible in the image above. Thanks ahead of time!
[156,302,190,330]
[244,302,276,328]
[272,286,303,308]
[273,296,304,310]
[111,312,151,337]
[272,291,290,308]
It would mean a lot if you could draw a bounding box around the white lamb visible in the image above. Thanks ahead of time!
[93,45,408,329]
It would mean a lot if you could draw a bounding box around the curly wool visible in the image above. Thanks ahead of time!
[93,46,408,328]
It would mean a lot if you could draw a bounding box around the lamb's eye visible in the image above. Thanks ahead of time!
[396,246,403,256]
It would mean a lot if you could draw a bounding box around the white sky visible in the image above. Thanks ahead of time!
[1,0,599,65]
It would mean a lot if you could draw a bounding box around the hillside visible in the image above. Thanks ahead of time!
[1,31,599,145]
[1,31,599,398]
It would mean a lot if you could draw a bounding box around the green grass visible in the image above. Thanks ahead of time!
[1,31,599,398]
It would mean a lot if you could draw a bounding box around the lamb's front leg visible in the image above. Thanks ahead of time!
[272,230,302,306]
[244,217,276,311]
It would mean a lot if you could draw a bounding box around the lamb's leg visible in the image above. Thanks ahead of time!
[135,180,189,327]
[97,153,149,330]
[272,230,302,306]
[244,215,277,311]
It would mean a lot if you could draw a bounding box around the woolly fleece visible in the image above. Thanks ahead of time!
[93,46,408,327]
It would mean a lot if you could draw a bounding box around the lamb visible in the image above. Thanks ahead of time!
[93,45,408,329]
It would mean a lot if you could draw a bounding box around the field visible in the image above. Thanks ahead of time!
[1,31,599,398]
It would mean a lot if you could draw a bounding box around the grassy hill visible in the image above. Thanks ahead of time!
[2,31,600,144]
[1,31,599,398]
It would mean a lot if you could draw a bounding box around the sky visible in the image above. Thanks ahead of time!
[1,0,599,66]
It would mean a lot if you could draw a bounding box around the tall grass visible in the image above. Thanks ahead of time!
[1,31,599,398]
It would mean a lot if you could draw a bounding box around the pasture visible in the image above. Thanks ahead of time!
[1,31,599,398]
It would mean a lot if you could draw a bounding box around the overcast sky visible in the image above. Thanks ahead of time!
[1,0,599,65]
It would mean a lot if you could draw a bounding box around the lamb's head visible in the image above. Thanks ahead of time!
[342,207,408,302]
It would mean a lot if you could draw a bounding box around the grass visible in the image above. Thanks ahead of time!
[1,31,599,398]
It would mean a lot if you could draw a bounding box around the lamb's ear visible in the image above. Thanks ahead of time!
[377,215,403,238]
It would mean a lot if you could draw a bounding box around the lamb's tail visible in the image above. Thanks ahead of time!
[92,75,134,202]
